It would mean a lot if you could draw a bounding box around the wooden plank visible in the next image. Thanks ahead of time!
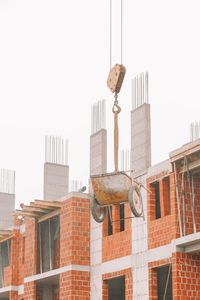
[23,206,48,214]
[0,230,12,236]
[34,200,61,208]
[29,202,54,210]
[22,209,44,215]
[13,210,41,218]
[38,209,60,223]
[0,234,15,244]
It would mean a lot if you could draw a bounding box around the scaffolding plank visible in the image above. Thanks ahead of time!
[23,206,49,214]
[37,209,60,223]
[30,202,54,210]
[34,200,61,208]
[0,234,15,244]
[0,230,12,236]
[13,210,41,218]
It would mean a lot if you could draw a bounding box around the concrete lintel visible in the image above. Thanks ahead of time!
[101,255,133,275]
[147,244,172,263]
[0,285,18,298]
[24,265,91,283]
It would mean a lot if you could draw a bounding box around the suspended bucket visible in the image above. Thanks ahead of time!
[90,171,143,223]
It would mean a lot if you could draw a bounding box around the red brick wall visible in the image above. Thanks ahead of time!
[102,268,133,300]
[149,253,200,299]
[148,173,179,249]
[3,265,11,286]
[24,281,36,300]
[148,170,200,250]
[24,218,37,277]
[102,203,132,262]
[59,270,90,299]
[9,291,18,299]
[60,196,90,267]
[173,252,200,299]
[149,258,172,299]
[59,195,90,298]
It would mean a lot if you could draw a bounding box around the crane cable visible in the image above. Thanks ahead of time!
[110,0,123,69]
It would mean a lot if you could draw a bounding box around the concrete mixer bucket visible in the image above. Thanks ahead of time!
[90,171,143,223]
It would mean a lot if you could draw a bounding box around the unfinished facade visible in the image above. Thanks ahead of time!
[0,75,200,299]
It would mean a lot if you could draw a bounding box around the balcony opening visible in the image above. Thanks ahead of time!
[37,215,60,274]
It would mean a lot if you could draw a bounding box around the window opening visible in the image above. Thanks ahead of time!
[120,204,125,231]
[166,176,171,215]
[155,182,161,219]
[108,275,125,300]
[157,265,172,300]
[108,206,113,236]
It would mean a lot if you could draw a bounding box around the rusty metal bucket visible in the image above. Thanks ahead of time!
[90,171,143,223]
[91,171,131,206]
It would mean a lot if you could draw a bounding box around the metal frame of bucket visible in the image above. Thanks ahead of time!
[90,170,145,223]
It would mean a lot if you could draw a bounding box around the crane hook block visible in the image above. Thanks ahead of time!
[107,64,126,94]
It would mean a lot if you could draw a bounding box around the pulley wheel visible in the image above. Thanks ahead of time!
[128,185,143,217]
[90,196,106,223]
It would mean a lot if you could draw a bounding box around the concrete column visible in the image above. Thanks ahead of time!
[0,193,15,229]
[90,129,107,300]
[43,162,69,201]
[131,103,151,173]
[90,129,107,176]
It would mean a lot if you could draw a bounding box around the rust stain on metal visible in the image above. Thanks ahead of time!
[91,172,132,206]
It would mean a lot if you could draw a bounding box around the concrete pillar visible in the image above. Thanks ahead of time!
[43,162,69,201]
[43,285,53,300]
[0,193,15,229]
[90,129,107,299]
[90,129,107,175]
[131,103,151,173]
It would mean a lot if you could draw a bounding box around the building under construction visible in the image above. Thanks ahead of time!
[0,73,199,299]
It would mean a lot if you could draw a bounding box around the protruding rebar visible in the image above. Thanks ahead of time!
[45,135,68,165]
[0,169,15,194]
[120,149,130,171]
[190,121,200,142]
[91,100,106,134]
[132,72,149,110]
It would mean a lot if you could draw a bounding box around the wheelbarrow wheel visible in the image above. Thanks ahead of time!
[90,196,106,223]
[128,185,143,217]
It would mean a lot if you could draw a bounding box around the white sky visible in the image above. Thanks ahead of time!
[0,0,200,207]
